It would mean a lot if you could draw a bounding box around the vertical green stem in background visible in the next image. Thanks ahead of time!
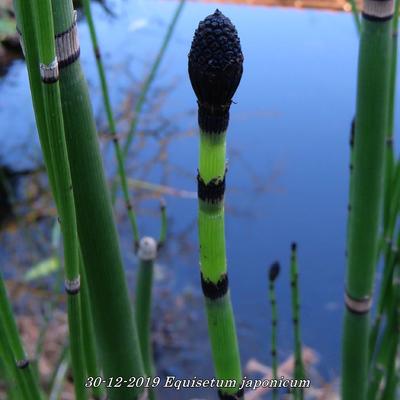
[0,271,42,400]
[122,0,186,159]
[50,1,145,398]
[383,0,400,237]
[349,0,361,34]
[82,0,140,244]
[0,321,28,400]
[135,237,158,400]
[189,10,244,399]
[158,199,167,248]
[367,272,400,400]
[80,257,104,400]
[342,0,393,398]
[268,262,280,400]
[290,243,305,400]
[380,271,400,400]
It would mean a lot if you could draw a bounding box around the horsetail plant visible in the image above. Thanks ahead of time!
[188,10,244,399]
[290,243,305,400]
[367,270,400,399]
[15,0,147,397]
[31,1,87,397]
[122,0,186,159]
[268,262,280,400]
[382,0,400,235]
[342,0,393,398]
[0,271,42,400]
[135,237,158,400]
[82,0,140,244]
[79,258,104,400]
[82,1,171,388]
[50,0,146,397]
[14,0,87,398]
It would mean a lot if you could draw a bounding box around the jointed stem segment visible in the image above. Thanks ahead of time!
[342,1,393,398]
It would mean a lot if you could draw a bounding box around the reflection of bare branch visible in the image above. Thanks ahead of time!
[127,178,196,199]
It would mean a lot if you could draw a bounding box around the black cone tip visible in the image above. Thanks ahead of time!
[269,261,280,282]
[291,242,297,252]
[188,9,243,108]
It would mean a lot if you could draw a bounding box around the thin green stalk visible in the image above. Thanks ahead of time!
[135,237,158,400]
[290,243,305,400]
[158,199,167,248]
[0,271,41,400]
[268,262,280,400]
[189,10,244,399]
[121,0,186,159]
[367,273,399,399]
[80,256,104,400]
[29,0,87,397]
[349,0,361,34]
[369,229,400,363]
[380,274,400,400]
[369,159,400,363]
[342,1,393,398]
[13,0,58,197]
[49,348,70,400]
[383,0,400,238]
[82,0,140,244]
[50,1,145,398]
[0,334,26,400]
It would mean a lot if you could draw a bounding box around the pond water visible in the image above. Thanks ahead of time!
[1,0,399,398]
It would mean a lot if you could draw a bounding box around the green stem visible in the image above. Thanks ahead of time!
[50,1,146,398]
[383,0,400,237]
[80,256,104,400]
[121,0,186,159]
[82,0,140,244]
[349,0,361,34]
[0,271,42,400]
[342,1,393,398]
[30,0,87,397]
[290,243,305,400]
[135,237,158,400]
[268,262,280,400]
[197,132,243,398]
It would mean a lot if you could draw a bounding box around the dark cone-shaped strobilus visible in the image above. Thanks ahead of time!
[189,10,244,400]
[189,9,243,134]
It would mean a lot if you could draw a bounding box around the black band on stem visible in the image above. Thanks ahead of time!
[201,272,229,299]
[197,172,226,203]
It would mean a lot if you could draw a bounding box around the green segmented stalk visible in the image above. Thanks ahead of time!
[382,0,400,233]
[367,272,400,400]
[189,10,244,399]
[50,1,145,398]
[380,273,400,400]
[30,0,87,397]
[349,0,361,34]
[158,200,167,248]
[122,0,186,159]
[268,262,280,400]
[82,0,140,244]
[0,328,27,400]
[290,243,305,400]
[135,237,158,400]
[369,229,400,363]
[342,0,393,398]
[0,271,42,400]
[80,257,104,400]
